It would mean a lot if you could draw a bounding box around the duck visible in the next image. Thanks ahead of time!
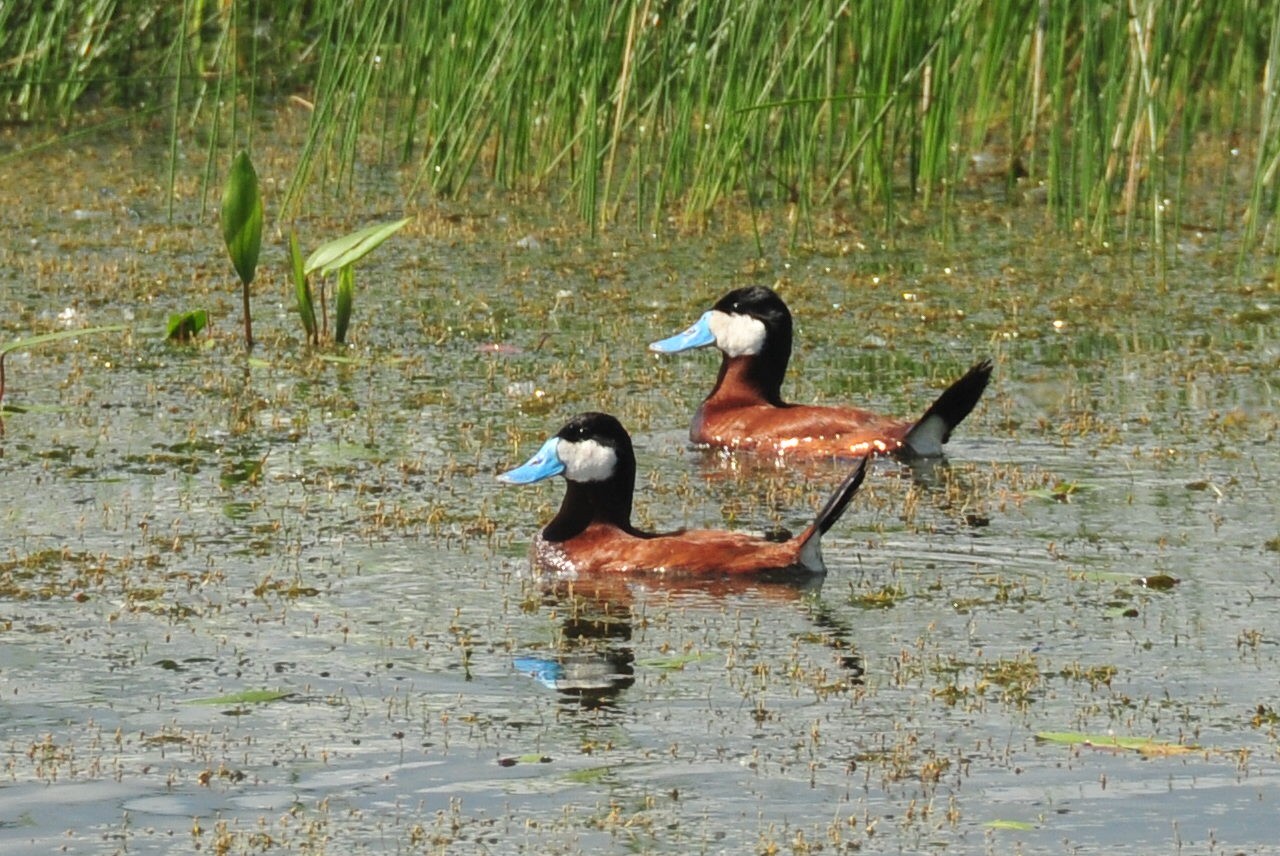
[649,285,993,459]
[497,412,868,577]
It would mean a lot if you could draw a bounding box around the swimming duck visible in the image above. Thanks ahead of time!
[498,412,868,576]
[649,285,992,459]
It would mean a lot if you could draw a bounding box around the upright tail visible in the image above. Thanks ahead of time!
[902,359,993,457]
[796,456,870,571]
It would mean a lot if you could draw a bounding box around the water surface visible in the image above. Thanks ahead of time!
[1,129,1277,854]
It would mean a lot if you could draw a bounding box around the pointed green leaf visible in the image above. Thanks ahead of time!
[304,217,409,276]
[288,231,317,342]
[335,264,354,344]
[220,151,264,286]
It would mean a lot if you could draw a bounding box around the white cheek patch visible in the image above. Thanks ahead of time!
[558,438,617,482]
[708,310,766,357]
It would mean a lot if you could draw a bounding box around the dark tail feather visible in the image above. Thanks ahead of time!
[903,358,993,456]
[796,456,869,571]
[815,456,869,535]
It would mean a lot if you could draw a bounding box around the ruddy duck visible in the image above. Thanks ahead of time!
[498,412,868,576]
[650,286,992,459]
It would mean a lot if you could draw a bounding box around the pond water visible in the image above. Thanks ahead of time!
[1,127,1278,855]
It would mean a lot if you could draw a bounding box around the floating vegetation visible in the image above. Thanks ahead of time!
[496,754,553,767]
[1251,705,1280,728]
[847,583,906,609]
[986,819,1036,831]
[1057,663,1118,690]
[1029,480,1097,503]
[188,689,294,707]
[1034,732,1199,757]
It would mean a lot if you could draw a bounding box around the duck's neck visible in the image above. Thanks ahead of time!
[706,354,787,408]
[542,478,635,542]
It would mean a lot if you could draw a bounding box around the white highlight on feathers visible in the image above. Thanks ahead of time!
[708,310,766,357]
[558,438,618,482]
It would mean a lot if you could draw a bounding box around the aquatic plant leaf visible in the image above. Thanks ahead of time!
[288,231,317,343]
[335,264,354,344]
[564,766,611,784]
[165,309,208,342]
[304,217,409,276]
[985,820,1035,830]
[497,753,553,767]
[220,151,263,286]
[1034,731,1197,755]
[189,689,292,706]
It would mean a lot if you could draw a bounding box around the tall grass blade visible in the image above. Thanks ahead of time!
[168,0,191,223]
[5,2,1280,253]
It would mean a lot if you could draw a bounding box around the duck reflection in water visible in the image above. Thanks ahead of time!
[512,574,864,709]
[513,585,637,710]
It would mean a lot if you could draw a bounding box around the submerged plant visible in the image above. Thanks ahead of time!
[220,151,263,351]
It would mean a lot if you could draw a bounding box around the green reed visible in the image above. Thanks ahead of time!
[2,0,1278,253]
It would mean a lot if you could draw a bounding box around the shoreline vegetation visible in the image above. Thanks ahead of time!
[2,1,1279,252]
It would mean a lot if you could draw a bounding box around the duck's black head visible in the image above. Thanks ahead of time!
[708,286,793,403]
[499,412,639,541]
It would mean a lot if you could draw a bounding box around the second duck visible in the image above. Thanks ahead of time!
[650,285,992,460]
